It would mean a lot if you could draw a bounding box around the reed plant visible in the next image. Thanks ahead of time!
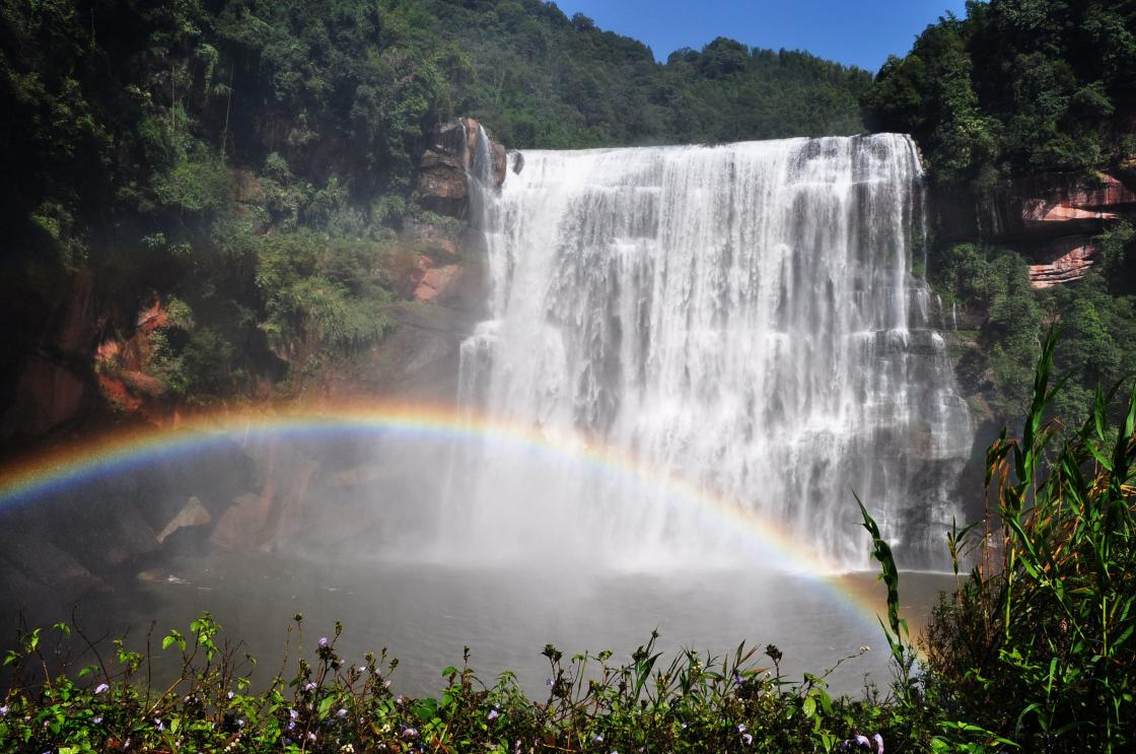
[914,327,1135,753]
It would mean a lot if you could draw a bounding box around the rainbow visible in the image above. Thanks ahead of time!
[0,401,909,638]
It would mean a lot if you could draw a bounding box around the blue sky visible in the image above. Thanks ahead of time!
[553,0,970,72]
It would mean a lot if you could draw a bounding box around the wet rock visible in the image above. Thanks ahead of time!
[210,492,272,551]
[156,496,212,544]
[414,116,507,218]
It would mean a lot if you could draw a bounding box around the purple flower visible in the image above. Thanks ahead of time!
[318,637,329,648]
[487,708,499,721]
[593,734,604,743]
[742,733,753,746]
[92,715,102,725]
[0,705,7,717]
[855,735,870,748]
[402,727,419,740]
[872,733,885,754]
[95,683,110,694]
[307,731,317,742]
[737,724,747,733]
[289,708,299,720]
[287,721,297,732]
[336,707,348,719]
[237,719,246,728]
[304,682,317,692]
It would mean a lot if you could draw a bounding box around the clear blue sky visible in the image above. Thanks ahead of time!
[552,0,970,72]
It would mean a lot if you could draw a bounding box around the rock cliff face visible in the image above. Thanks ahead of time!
[0,272,99,439]
[0,116,510,615]
[934,171,1136,288]
[415,117,507,219]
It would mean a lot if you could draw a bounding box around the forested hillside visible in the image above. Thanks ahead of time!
[0,0,870,434]
[863,0,1136,425]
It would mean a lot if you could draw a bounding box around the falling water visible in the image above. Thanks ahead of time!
[451,134,972,570]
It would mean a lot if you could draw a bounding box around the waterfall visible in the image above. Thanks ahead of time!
[451,134,972,571]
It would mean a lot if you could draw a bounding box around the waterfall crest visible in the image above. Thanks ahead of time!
[452,134,972,570]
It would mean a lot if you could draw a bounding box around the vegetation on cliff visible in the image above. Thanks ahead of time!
[862,0,1135,188]
[862,0,1136,424]
[0,0,870,425]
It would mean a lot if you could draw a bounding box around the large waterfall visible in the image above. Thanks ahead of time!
[452,133,972,571]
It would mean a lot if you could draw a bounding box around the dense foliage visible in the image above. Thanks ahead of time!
[0,0,870,412]
[935,230,1136,423]
[922,330,1136,753]
[862,0,1136,188]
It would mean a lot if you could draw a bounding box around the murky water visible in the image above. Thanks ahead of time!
[109,554,952,697]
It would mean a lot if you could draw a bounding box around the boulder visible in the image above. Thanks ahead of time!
[156,496,212,544]
[210,492,272,551]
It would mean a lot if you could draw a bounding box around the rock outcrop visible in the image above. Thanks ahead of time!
[0,272,99,440]
[156,496,212,544]
[934,171,1136,288]
[415,117,507,218]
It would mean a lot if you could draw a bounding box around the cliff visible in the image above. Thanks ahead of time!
[934,171,1136,288]
[0,118,508,607]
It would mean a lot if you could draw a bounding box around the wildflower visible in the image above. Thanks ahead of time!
[396,695,405,705]
[227,690,234,700]
[318,637,329,648]
[859,645,871,653]
[593,734,603,743]
[336,708,348,719]
[546,677,554,687]
[289,708,299,720]
[92,716,102,725]
[237,719,246,728]
[304,682,317,692]
[855,735,870,748]
[733,671,743,685]
[95,683,110,694]
[742,733,753,746]
[383,679,392,689]
[872,733,884,753]
[0,705,7,717]
[358,665,367,673]
[737,723,747,733]
[307,731,318,742]
[402,727,419,739]
[342,745,355,753]
[287,721,297,732]
[155,718,165,731]
[487,708,499,721]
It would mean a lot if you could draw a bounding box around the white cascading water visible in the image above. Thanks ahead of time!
[450,131,972,571]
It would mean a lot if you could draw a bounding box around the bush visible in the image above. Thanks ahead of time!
[0,616,909,754]
[920,329,1136,752]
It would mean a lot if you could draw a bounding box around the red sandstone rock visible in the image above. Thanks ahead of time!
[414,264,462,302]
[1029,238,1096,289]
